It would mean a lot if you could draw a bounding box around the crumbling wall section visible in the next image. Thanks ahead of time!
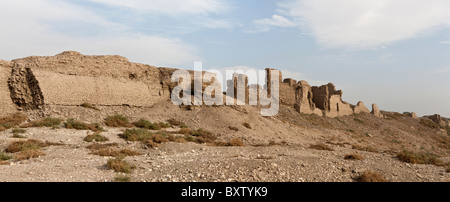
[8,64,44,110]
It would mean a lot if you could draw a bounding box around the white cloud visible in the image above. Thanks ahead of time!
[264,0,450,49]
[440,41,450,44]
[255,15,298,28]
[0,0,199,66]
[89,0,227,16]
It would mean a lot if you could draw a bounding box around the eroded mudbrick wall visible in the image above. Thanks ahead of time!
[1,51,389,119]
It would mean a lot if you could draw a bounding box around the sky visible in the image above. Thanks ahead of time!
[0,0,449,117]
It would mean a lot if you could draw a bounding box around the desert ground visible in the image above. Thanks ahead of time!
[1,101,449,182]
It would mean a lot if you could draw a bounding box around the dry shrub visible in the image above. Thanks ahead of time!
[91,148,141,157]
[0,113,27,129]
[344,153,364,160]
[65,119,105,132]
[230,138,244,147]
[119,128,152,141]
[105,115,133,128]
[352,144,379,153]
[84,133,109,142]
[309,143,334,151]
[133,119,171,130]
[143,139,160,148]
[0,152,12,161]
[15,150,46,160]
[228,126,239,131]
[178,128,192,135]
[21,117,62,128]
[355,171,389,182]
[189,129,216,143]
[396,150,444,166]
[5,139,48,153]
[167,118,185,127]
[242,122,252,129]
[107,157,136,173]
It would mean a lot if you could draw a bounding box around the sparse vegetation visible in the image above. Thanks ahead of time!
[105,115,132,128]
[86,143,118,151]
[230,138,244,147]
[90,148,141,157]
[80,103,100,111]
[21,117,63,128]
[352,144,379,153]
[3,139,61,161]
[167,119,187,128]
[119,128,153,142]
[355,171,388,182]
[64,119,105,132]
[344,153,364,160]
[214,138,245,147]
[5,139,47,153]
[84,133,109,142]
[242,122,252,129]
[133,119,171,130]
[11,128,27,138]
[309,143,334,151]
[0,152,12,161]
[228,126,239,131]
[106,157,136,173]
[0,113,27,130]
[15,150,46,160]
[396,150,444,166]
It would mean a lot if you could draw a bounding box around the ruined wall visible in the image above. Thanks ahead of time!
[0,61,18,115]
[2,51,384,119]
[10,51,165,107]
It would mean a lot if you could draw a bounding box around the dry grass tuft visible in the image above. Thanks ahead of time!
[90,148,141,157]
[133,119,171,130]
[105,115,133,128]
[396,150,444,166]
[355,170,389,182]
[309,143,334,151]
[344,153,364,160]
[15,150,46,160]
[84,133,109,142]
[228,126,239,131]
[230,138,245,147]
[86,143,118,150]
[242,122,252,129]
[106,157,136,173]
[352,144,379,153]
[65,119,105,132]
[21,117,62,128]
[5,139,47,153]
[0,113,27,129]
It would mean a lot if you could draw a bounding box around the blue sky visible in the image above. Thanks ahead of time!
[0,0,449,117]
